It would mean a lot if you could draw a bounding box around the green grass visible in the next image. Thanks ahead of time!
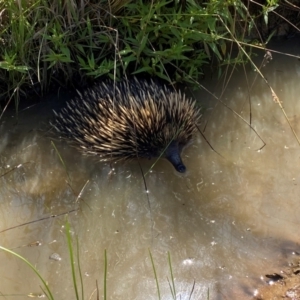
[65,219,81,299]
[0,0,283,109]
[0,222,201,299]
[149,249,161,300]
[0,245,54,299]
[168,251,176,299]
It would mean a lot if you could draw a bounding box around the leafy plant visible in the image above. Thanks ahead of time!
[0,0,284,109]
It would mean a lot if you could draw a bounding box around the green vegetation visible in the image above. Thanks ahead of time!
[0,0,283,108]
[0,245,54,299]
[0,220,194,299]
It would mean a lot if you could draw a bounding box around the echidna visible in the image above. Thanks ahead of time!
[51,77,201,173]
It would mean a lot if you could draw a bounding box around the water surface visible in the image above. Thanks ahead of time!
[1,37,300,299]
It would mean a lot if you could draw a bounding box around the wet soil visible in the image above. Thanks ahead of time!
[254,258,300,300]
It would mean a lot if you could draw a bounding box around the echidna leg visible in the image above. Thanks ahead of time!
[164,141,186,173]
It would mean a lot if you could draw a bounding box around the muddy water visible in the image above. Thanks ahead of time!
[1,37,300,299]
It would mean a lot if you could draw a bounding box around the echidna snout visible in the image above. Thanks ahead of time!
[164,141,186,173]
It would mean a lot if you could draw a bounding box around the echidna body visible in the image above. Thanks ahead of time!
[52,78,201,173]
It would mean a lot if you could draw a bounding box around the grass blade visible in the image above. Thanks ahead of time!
[167,277,175,299]
[65,219,79,299]
[188,280,195,300]
[0,246,54,300]
[168,251,176,299]
[51,141,72,184]
[148,249,161,300]
[76,237,84,300]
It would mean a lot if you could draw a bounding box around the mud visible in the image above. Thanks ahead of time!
[254,257,300,300]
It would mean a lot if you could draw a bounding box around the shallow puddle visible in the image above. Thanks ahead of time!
[1,37,300,299]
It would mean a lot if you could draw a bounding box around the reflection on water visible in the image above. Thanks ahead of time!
[1,37,300,299]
